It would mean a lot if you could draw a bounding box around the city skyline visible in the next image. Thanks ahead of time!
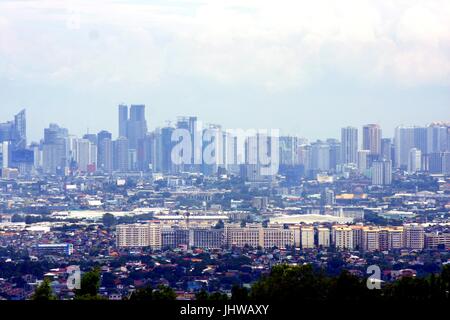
[1,0,449,142]
[1,106,449,144]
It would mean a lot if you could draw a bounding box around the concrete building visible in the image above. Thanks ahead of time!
[332,226,354,250]
[317,227,331,248]
[403,224,425,250]
[116,222,161,249]
[300,226,315,249]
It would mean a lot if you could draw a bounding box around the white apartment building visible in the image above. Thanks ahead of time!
[301,226,315,249]
[332,226,354,250]
[116,222,161,249]
[317,227,331,248]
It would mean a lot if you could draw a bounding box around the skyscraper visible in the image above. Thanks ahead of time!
[127,104,148,150]
[363,124,382,156]
[113,136,129,172]
[408,148,422,173]
[118,104,128,138]
[357,149,370,175]
[42,124,69,175]
[13,109,26,149]
[97,130,113,173]
[341,127,358,165]
[381,138,392,161]
[371,159,392,186]
[394,126,415,169]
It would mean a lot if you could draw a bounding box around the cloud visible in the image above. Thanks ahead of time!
[0,0,449,90]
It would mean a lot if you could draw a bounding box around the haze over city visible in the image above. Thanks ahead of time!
[1,0,449,142]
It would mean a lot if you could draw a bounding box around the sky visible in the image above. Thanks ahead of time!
[0,0,449,143]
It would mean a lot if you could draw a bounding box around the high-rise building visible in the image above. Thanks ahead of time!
[394,126,432,169]
[75,138,97,173]
[310,141,330,172]
[42,124,69,175]
[113,136,129,172]
[429,151,450,174]
[13,109,26,149]
[408,148,422,173]
[317,227,330,248]
[427,123,449,154]
[332,226,354,250]
[118,104,128,138]
[341,127,358,165]
[97,130,113,173]
[116,222,161,249]
[357,150,370,175]
[371,159,392,186]
[0,141,9,168]
[403,224,425,250]
[380,138,393,162]
[362,227,380,251]
[127,104,148,150]
[363,124,382,156]
[300,226,315,249]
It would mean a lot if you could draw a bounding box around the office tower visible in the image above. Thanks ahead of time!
[0,110,27,157]
[82,133,97,145]
[317,227,330,248]
[429,151,450,174]
[97,130,113,173]
[403,224,425,250]
[176,116,202,172]
[42,124,69,175]
[371,159,392,185]
[300,226,315,249]
[75,139,97,173]
[118,104,128,138]
[321,188,335,206]
[357,149,370,175]
[160,126,175,174]
[327,138,341,172]
[427,123,449,154]
[98,138,113,173]
[341,127,358,165]
[202,124,224,175]
[395,126,414,169]
[363,124,382,156]
[0,141,8,168]
[413,126,428,154]
[116,222,161,249]
[310,141,330,172]
[127,104,148,150]
[381,138,392,161]
[408,148,422,173]
[13,109,26,149]
[113,136,129,172]
[332,226,354,250]
[136,133,156,172]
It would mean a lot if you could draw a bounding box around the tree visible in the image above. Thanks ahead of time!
[75,268,103,300]
[102,213,116,228]
[130,285,154,301]
[32,278,56,301]
[250,264,327,301]
[152,285,177,300]
[231,285,249,301]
